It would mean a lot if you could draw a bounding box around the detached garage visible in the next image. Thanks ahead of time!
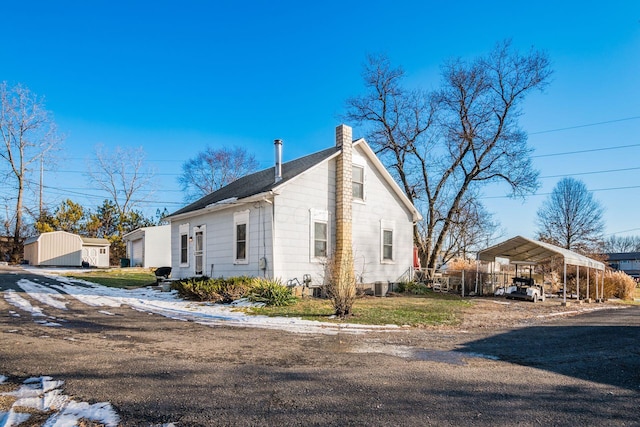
[23,231,110,267]
[122,225,170,268]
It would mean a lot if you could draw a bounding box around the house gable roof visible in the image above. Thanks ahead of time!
[168,146,339,218]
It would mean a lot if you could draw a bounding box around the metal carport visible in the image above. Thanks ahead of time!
[477,235,606,304]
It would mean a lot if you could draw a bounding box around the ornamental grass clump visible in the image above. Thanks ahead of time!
[248,278,297,307]
[603,270,636,300]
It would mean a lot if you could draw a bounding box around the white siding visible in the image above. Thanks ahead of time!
[38,232,83,266]
[272,160,335,285]
[143,225,171,268]
[351,145,414,283]
[171,201,274,279]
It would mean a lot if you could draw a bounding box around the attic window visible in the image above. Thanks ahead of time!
[352,165,364,200]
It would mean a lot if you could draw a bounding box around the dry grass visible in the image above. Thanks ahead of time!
[0,394,17,411]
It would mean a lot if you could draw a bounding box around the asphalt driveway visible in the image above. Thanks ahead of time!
[1,267,638,426]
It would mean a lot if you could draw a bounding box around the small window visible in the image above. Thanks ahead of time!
[234,210,249,264]
[383,230,393,261]
[236,223,246,260]
[99,248,106,254]
[314,222,328,257]
[352,165,364,200]
[180,234,188,264]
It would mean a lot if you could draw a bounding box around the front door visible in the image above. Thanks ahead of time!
[194,226,205,276]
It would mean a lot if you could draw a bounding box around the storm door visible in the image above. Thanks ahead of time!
[194,227,205,276]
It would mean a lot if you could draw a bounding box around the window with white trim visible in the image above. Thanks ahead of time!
[234,210,249,264]
[352,165,364,201]
[310,209,330,261]
[314,222,328,257]
[380,220,395,263]
[179,223,190,266]
[382,230,393,261]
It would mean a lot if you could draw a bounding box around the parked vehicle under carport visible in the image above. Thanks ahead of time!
[505,276,545,302]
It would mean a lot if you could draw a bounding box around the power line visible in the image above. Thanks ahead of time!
[533,143,640,158]
[540,166,640,179]
[530,116,640,135]
[481,184,640,200]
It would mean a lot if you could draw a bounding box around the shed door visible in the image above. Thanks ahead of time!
[82,247,98,266]
[132,239,143,267]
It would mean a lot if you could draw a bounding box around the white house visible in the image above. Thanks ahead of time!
[23,231,110,267]
[165,125,422,287]
[123,225,171,268]
[607,252,640,279]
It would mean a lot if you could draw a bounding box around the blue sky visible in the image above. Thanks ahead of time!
[1,1,639,240]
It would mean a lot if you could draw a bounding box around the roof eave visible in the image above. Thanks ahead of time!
[166,191,277,222]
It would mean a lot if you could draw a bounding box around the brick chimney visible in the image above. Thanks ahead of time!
[335,124,353,271]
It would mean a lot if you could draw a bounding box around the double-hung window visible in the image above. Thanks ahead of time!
[179,223,190,266]
[352,165,364,201]
[234,211,249,264]
[380,220,395,263]
[314,222,328,257]
[310,209,329,261]
[382,230,393,261]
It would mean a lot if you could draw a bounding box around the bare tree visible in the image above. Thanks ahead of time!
[603,235,640,253]
[345,41,551,274]
[536,177,605,253]
[0,82,61,261]
[87,145,155,232]
[178,146,259,202]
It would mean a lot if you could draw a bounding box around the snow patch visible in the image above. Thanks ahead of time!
[4,290,45,317]
[15,279,68,310]
[0,375,120,427]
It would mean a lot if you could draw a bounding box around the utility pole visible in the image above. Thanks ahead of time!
[39,155,44,217]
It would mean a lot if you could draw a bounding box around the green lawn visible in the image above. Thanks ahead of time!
[249,292,473,327]
[65,268,157,289]
[61,269,473,327]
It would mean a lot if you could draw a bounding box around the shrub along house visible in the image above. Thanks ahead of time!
[165,125,422,291]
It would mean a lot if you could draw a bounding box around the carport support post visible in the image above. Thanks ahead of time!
[577,266,580,301]
[563,262,567,305]
[586,268,590,301]
[461,269,465,297]
[595,270,599,301]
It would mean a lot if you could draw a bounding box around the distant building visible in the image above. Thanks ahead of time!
[23,231,110,267]
[122,225,171,268]
[606,252,640,279]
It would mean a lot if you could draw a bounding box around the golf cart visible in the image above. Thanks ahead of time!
[504,262,545,303]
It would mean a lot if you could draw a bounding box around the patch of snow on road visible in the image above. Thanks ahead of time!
[16,279,68,310]
[4,290,45,317]
[0,375,120,427]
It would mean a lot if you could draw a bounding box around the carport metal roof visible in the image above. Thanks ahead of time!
[477,235,605,271]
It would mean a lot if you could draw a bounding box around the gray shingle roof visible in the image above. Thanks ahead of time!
[169,146,340,217]
[606,252,640,261]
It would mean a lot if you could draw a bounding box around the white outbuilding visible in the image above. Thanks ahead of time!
[23,231,110,267]
[122,225,171,268]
